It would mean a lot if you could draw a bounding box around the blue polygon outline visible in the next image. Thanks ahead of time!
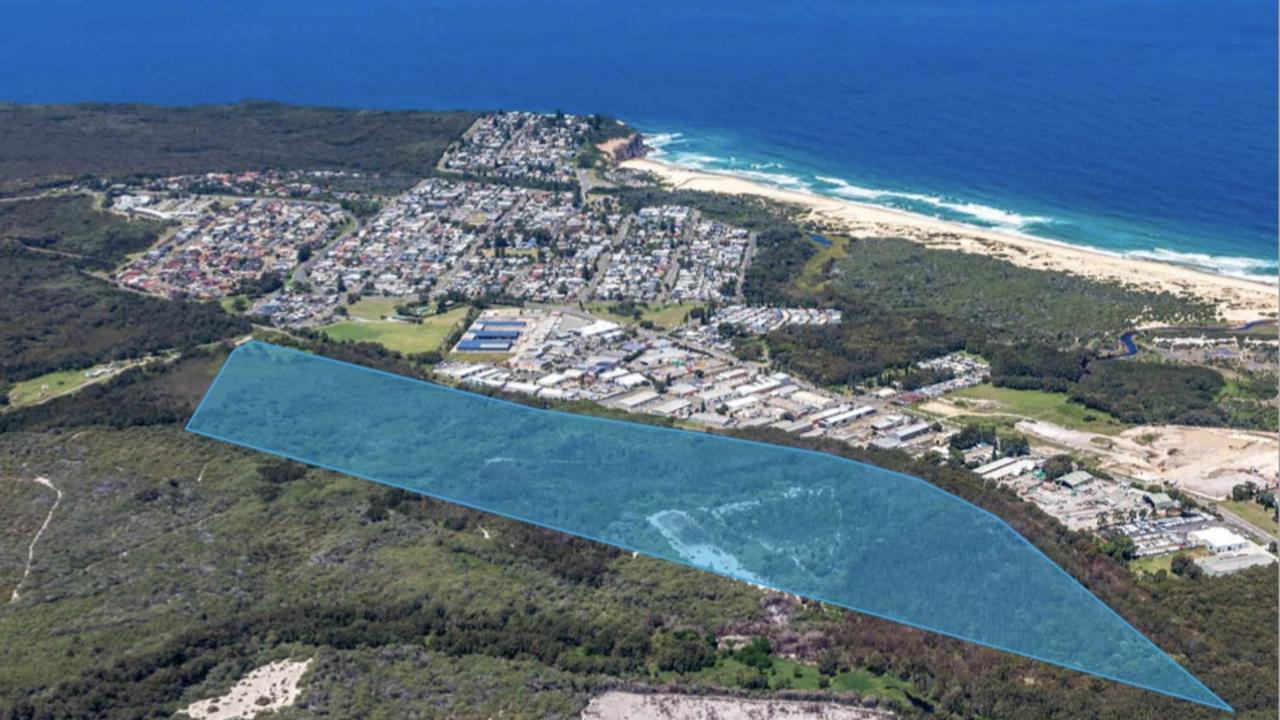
[185,341,1232,712]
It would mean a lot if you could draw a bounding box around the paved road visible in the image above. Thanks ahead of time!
[292,212,360,284]
[735,231,757,301]
[1213,504,1277,544]
[582,215,629,300]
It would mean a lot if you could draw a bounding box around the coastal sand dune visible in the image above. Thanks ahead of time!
[622,159,1277,324]
[181,659,312,720]
[582,691,894,720]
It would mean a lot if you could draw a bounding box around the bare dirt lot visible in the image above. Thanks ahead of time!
[1017,421,1278,498]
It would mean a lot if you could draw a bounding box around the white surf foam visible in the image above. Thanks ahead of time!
[1122,248,1279,282]
[643,131,684,149]
[659,147,812,189]
[723,168,811,190]
[816,175,1048,230]
[930,199,1050,229]
[640,133,1276,282]
[662,152,721,170]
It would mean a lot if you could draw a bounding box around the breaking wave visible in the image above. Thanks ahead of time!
[1122,248,1278,282]
[647,131,1053,232]
[639,128,1277,281]
[814,175,1050,230]
[642,131,684,150]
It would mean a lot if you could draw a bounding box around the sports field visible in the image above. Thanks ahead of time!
[584,302,697,330]
[321,301,469,355]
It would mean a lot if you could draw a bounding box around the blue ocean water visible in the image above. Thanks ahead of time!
[1,0,1275,278]
[187,341,1230,710]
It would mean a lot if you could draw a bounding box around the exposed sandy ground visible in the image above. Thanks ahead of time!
[622,158,1277,324]
[916,399,970,418]
[582,692,894,720]
[9,476,61,604]
[1119,426,1279,498]
[1016,421,1278,498]
[181,659,312,720]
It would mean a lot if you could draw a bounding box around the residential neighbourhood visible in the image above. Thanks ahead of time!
[592,205,752,303]
[244,182,757,325]
[439,110,600,187]
[121,168,380,203]
[115,198,347,299]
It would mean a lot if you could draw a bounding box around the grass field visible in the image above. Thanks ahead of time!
[1130,548,1209,577]
[584,302,697,330]
[949,384,1128,434]
[7,366,112,407]
[796,234,849,292]
[217,295,249,314]
[321,301,470,355]
[1219,500,1279,536]
[344,297,401,321]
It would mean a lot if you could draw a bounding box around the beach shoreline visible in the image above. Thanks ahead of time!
[621,157,1277,324]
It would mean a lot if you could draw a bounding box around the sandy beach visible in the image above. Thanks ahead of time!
[622,158,1277,324]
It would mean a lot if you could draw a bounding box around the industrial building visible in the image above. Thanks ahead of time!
[1057,470,1096,491]
[454,313,532,353]
[1189,527,1249,554]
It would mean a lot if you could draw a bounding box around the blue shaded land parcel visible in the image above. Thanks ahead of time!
[186,342,1229,710]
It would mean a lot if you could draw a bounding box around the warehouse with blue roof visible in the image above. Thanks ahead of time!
[453,313,532,353]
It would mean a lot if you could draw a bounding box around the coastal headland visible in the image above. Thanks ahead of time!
[622,158,1277,324]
